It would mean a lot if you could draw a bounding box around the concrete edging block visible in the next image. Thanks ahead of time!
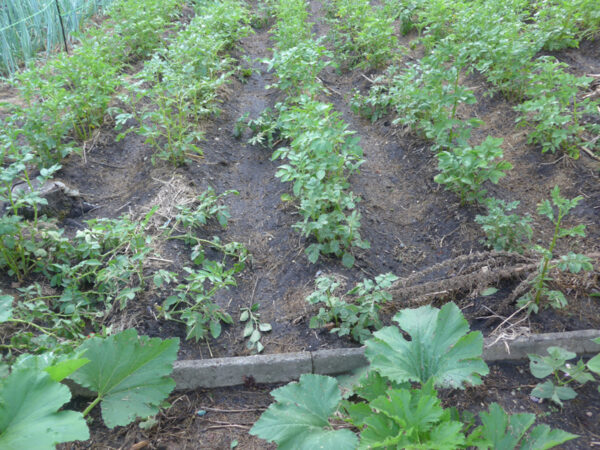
[312,347,368,375]
[170,329,600,390]
[172,351,312,389]
[482,329,600,361]
[66,329,600,395]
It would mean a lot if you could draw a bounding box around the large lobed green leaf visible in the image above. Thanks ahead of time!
[0,368,89,449]
[358,380,466,450]
[0,294,13,322]
[365,303,489,388]
[478,403,577,449]
[70,329,179,428]
[250,374,358,449]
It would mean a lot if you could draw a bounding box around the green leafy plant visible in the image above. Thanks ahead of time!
[515,57,599,158]
[48,214,154,313]
[528,346,598,406]
[475,197,533,253]
[248,0,368,267]
[270,97,368,267]
[266,40,332,98]
[532,0,600,51]
[251,302,576,448]
[0,288,88,355]
[366,302,489,388]
[359,380,467,448]
[478,402,577,449]
[155,188,248,342]
[357,39,483,152]
[240,303,272,353]
[106,0,182,61]
[158,264,236,343]
[0,155,62,281]
[518,186,592,313]
[306,273,398,343]
[326,0,398,70]
[0,329,179,447]
[163,188,249,269]
[116,0,251,166]
[4,0,182,169]
[250,374,359,449]
[434,137,513,205]
[0,362,89,448]
[70,329,179,428]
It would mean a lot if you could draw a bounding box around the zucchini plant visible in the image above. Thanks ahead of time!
[251,302,577,448]
[0,329,179,448]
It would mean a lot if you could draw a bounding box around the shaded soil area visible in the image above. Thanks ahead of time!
[3,0,600,447]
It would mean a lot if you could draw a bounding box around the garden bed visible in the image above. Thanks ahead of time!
[2,0,600,448]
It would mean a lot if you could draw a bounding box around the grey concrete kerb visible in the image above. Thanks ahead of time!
[172,329,600,390]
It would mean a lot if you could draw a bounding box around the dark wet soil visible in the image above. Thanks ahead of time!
[4,0,600,448]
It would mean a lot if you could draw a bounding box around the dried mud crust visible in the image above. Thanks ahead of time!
[61,361,600,449]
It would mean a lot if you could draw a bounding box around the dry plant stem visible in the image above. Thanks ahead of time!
[199,406,266,413]
[388,251,600,310]
[204,424,250,431]
[488,302,531,337]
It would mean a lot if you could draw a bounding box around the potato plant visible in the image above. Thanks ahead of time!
[247,0,369,267]
[326,0,398,70]
[117,0,251,165]
[2,0,182,168]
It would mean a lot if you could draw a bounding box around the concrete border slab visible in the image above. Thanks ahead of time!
[170,329,599,390]
[66,329,600,395]
[172,351,312,389]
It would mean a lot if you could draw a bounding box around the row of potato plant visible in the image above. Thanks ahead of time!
[0,0,185,358]
[1,0,183,168]
[1,3,256,444]
[116,0,252,165]
[0,179,250,445]
[353,35,513,205]
[349,0,595,314]
[324,0,398,70]
[246,0,368,267]
[1,0,256,355]
[388,0,600,158]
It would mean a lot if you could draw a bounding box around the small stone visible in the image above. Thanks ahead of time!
[587,412,593,417]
